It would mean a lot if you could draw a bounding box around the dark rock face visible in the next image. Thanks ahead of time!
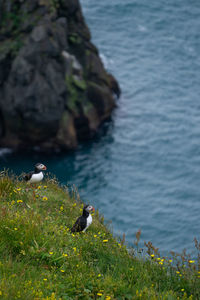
[0,0,120,151]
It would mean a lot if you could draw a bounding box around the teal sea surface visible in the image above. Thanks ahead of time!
[1,0,200,255]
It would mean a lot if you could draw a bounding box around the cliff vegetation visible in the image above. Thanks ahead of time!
[0,171,199,299]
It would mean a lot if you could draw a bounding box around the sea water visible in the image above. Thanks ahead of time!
[1,0,200,255]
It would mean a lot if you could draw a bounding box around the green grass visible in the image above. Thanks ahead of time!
[0,171,199,299]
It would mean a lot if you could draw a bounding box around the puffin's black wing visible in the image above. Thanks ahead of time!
[24,171,34,181]
[70,216,87,233]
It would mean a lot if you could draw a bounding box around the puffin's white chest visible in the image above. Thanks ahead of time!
[29,172,43,183]
[83,214,92,232]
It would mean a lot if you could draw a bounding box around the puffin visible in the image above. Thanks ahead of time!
[71,204,95,233]
[24,163,47,184]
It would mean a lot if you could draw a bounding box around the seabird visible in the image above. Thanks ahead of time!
[71,204,95,233]
[24,163,47,184]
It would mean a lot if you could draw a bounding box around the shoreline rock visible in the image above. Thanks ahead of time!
[0,0,120,152]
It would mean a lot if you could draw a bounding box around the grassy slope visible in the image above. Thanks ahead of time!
[0,172,199,300]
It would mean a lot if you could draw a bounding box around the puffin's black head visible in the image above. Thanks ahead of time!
[83,205,95,213]
[35,163,47,171]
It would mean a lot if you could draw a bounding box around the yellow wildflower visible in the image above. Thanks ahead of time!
[16,188,21,191]
[20,250,26,255]
[97,274,101,277]
[0,291,2,296]
[42,196,48,201]
[189,260,195,263]
[43,278,47,281]
[43,186,47,189]
[97,293,103,296]
[17,200,23,203]
[72,203,77,207]
[150,254,155,258]
[106,297,111,300]
[49,252,53,255]
[60,206,64,211]
[94,235,97,238]
[103,240,108,243]
[38,186,41,189]
[63,253,68,257]
[14,228,18,231]
[73,247,76,252]
[181,289,184,292]
[60,269,65,273]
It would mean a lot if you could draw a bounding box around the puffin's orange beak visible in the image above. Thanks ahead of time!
[42,165,47,170]
[92,207,95,212]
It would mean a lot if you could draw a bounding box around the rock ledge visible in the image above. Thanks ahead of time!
[0,0,120,151]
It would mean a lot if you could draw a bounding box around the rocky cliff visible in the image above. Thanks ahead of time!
[0,0,120,151]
